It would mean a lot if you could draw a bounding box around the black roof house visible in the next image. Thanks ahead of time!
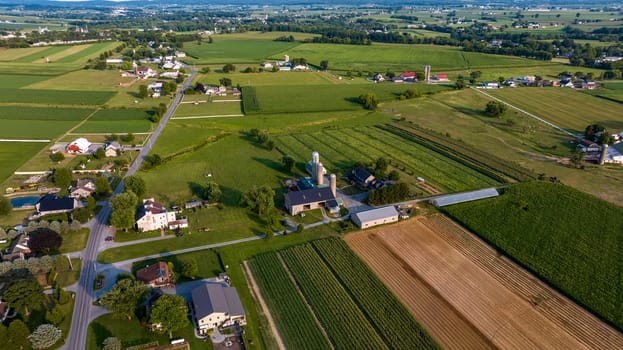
[35,194,76,214]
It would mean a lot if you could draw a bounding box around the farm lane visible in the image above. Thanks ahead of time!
[63,68,197,350]
[471,87,578,138]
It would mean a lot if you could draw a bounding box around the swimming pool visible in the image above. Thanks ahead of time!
[10,195,41,208]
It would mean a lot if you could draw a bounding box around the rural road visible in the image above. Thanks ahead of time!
[63,68,197,350]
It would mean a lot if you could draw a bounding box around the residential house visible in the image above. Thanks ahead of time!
[191,283,246,333]
[136,262,172,287]
[582,81,597,90]
[175,51,186,58]
[135,198,177,232]
[70,179,96,198]
[2,234,31,262]
[284,187,337,215]
[260,62,273,70]
[66,138,91,154]
[104,141,122,157]
[372,73,385,82]
[483,82,500,89]
[135,66,157,79]
[106,58,123,64]
[399,72,416,82]
[351,206,399,229]
[292,64,309,71]
[232,88,241,97]
[185,200,203,209]
[160,71,179,79]
[35,194,79,216]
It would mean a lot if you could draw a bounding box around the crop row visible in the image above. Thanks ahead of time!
[241,86,260,113]
[444,181,623,330]
[381,123,535,182]
[312,238,441,350]
[281,244,389,350]
[248,253,331,350]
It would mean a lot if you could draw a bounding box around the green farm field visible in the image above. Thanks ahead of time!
[0,142,47,184]
[274,126,499,192]
[249,81,450,114]
[174,101,242,117]
[272,43,556,72]
[0,47,47,61]
[183,38,301,64]
[193,70,337,86]
[487,87,623,132]
[0,106,94,139]
[444,181,623,331]
[584,81,623,103]
[73,108,154,133]
[1,74,50,88]
[24,70,136,91]
[0,88,114,105]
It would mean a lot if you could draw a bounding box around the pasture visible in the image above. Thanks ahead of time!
[249,239,439,350]
[487,87,623,133]
[24,70,136,91]
[271,43,555,72]
[73,108,154,134]
[0,142,47,185]
[346,215,623,350]
[444,181,623,331]
[0,47,47,61]
[274,126,499,193]
[0,106,94,139]
[1,74,50,88]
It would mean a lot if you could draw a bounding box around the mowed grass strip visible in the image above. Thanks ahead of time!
[0,88,114,105]
[0,47,47,61]
[0,142,47,184]
[444,181,623,330]
[1,74,51,88]
[55,42,119,63]
[486,88,623,132]
[13,45,69,63]
[248,252,332,350]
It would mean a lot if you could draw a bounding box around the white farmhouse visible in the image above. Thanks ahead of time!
[135,198,176,232]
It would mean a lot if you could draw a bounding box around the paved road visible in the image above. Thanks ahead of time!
[63,69,197,350]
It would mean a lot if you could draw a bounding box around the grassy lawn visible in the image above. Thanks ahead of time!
[174,100,242,117]
[0,209,30,228]
[486,87,623,133]
[0,142,47,184]
[131,248,223,282]
[444,181,623,331]
[59,228,90,254]
[114,229,166,243]
[86,313,206,350]
[55,259,82,288]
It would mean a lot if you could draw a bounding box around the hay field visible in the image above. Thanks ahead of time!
[346,216,623,350]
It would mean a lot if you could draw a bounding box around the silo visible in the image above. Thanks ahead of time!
[311,151,320,179]
[330,174,337,196]
[424,65,431,83]
[599,144,609,165]
[316,163,324,185]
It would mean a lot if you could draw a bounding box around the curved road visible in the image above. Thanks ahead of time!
[64,69,197,350]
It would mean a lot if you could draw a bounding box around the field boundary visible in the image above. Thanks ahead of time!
[0,139,50,142]
[170,114,244,120]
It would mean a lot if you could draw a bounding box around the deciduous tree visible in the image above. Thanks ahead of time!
[4,277,44,316]
[204,181,221,202]
[102,337,122,350]
[485,101,508,118]
[149,294,189,338]
[28,324,62,349]
[181,259,198,279]
[358,92,379,110]
[0,196,10,216]
[240,185,275,217]
[95,177,111,197]
[123,175,146,197]
[99,278,147,320]
[29,228,63,256]
[109,192,138,231]
[53,168,72,193]
[8,320,30,348]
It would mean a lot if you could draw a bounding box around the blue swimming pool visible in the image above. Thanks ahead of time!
[10,196,41,208]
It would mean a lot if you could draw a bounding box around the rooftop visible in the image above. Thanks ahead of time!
[353,206,399,222]
[286,187,335,206]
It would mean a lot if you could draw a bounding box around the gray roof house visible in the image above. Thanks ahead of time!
[191,283,246,333]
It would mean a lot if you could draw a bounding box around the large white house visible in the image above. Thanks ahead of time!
[66,138,91,154]
[135,198,176,232]
[191,283,246,333]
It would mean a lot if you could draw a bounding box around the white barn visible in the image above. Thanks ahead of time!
[351,206,399,229]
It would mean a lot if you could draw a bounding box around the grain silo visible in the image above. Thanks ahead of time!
[330,174,336,196]
[599,144,609,165]
[316,162,324,185]
[424,65,431,83]
[311,151,320,179]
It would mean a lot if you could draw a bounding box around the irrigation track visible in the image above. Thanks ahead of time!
[471,87,578,138]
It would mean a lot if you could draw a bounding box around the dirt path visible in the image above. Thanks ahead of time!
[241,260,286,350]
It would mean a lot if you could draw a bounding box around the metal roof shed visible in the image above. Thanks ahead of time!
[430,188,499,208]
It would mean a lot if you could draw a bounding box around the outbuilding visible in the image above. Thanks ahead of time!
[351,206,399,229]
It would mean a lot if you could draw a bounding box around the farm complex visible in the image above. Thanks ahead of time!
[1,2,623,350]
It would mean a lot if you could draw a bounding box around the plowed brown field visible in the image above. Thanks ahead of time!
[345,215,623,350]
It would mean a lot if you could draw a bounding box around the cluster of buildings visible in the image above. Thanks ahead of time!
[64,138,123,157]
[135,263,246,334]
[195,83,241,97]
[260,54,310,71]
[578,133,623,165]
[135,198,188,232]
[494,75,598,90]
[372,65,449,84]
[284,151,340,216]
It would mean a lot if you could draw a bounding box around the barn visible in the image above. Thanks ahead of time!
[351,206,399,229]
